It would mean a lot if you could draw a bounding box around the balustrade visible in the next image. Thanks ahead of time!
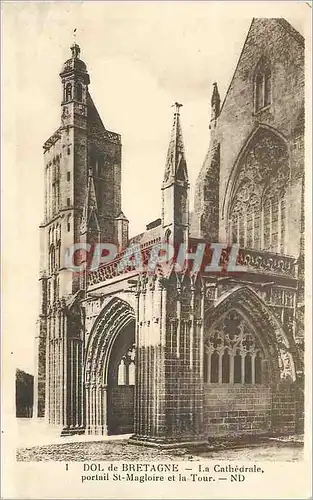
[87,241,297,287]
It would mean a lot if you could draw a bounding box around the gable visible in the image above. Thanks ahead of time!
[220,18,304,117]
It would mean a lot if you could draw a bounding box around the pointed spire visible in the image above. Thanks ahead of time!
[80,167,100,236]
[163,102,188,184]
[211,82,220,121]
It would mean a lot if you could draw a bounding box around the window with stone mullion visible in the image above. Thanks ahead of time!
[230,197,260,250]
[204,312,263,385]
[204,348,262,386]
[262,192,285,253]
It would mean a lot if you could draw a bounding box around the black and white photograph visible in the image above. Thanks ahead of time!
[2,1,312,498]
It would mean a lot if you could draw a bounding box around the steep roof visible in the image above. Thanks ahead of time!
[219,18,304,115]
[87,92,106,134]
[86,91,121,145]
[276,18,305,47]
[80,168,100,235]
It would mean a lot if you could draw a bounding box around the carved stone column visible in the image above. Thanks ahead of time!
[130,272,205,446]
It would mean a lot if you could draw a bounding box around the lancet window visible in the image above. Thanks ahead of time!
[204,310,264,385]
[254,58,271,112]
[49,244,55,274]
[117,345,136,386]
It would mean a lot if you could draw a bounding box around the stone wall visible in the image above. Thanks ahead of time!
[108,386,134,434]
[203,382,300,438]
[271,384,299,435]
[203,384,271,437]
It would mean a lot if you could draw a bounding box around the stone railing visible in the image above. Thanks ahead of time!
[87,241,297,287]
[87,237,162,287]
[43,128,62,151]
[235,248,297,278]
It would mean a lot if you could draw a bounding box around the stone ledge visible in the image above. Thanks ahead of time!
[128,435,207,449]
[128,433,304,452]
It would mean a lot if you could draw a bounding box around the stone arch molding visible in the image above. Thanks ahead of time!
[222,124,290,223]
[85,297,135,387]
[205,286,296,382]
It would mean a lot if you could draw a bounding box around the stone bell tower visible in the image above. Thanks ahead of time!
[33,41,127,430]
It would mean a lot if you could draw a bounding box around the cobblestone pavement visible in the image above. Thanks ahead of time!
[198,443,303,462]
[17,441,182,462]
[17,440,303,462]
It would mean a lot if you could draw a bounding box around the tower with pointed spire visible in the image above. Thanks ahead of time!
[162,102,189,248]
[34,41,128,425]
[34,17,304,446]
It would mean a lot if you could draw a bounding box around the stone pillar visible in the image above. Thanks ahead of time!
[66,337,84,433]
[61,301,85,436]
[130,272,205,446]
[54,309,60,424]
[85,382,91,434]
[45,314,51,423]
[100,385,108,435]
[50,314,55,424]
[33,315,47,418]
[95,382,105,435]
[62,311,68,428]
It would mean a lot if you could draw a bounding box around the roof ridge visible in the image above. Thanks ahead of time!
[276,18,305,47]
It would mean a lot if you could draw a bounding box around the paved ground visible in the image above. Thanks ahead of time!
[17,440,303,462]
[198,442,303,462]
[16,419,303,462]
[17,440,178,462]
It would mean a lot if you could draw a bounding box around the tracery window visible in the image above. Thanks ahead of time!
[228,129,289,253]
[117,345,136,386]
[204,310,264,385]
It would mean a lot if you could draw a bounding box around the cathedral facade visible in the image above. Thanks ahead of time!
[34,18,304,444]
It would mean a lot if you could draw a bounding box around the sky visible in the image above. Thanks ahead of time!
[2,1,308,374]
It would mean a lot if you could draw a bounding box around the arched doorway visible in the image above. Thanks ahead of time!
[84,298,136,435]
[203,286,298,438]
[107,321,135,434]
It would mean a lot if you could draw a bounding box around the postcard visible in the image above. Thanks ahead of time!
[1,1,312,498]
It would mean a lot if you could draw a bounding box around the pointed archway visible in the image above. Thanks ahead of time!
[221,125,291,254]
[84,297,136,435]
[202,286,298,438]
[222,124,290,222]
[205,285,296,382]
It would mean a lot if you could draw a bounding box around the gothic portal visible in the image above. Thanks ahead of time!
[34,18,304,445]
